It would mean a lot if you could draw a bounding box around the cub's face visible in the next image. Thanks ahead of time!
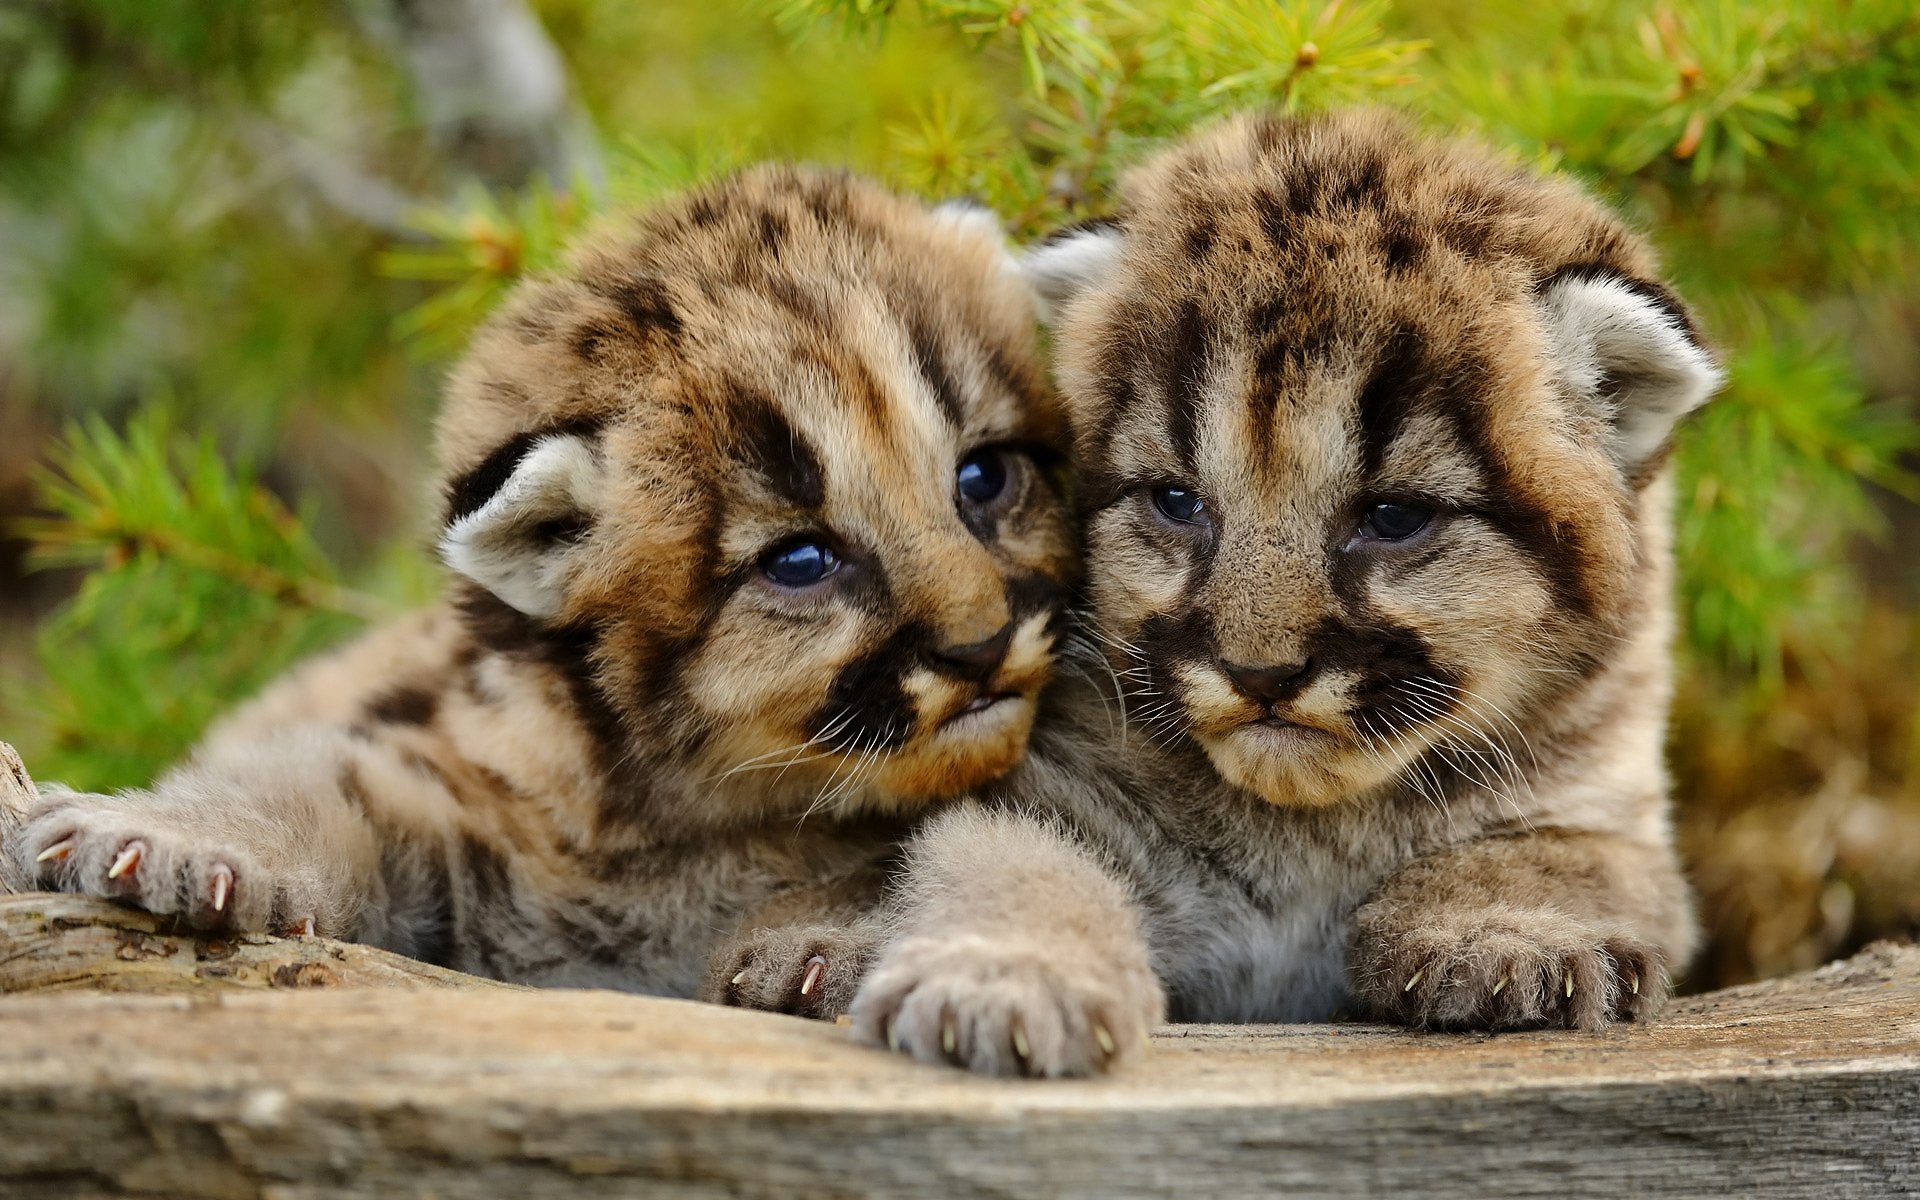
[1027,111,1720,807]
[436,167,1074,819]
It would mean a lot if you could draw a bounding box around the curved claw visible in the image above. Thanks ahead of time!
[106,843,143,880]
[799,955,827,998]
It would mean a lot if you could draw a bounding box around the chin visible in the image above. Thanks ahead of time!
[872,694,1037,800]
[1198,722,1399,808]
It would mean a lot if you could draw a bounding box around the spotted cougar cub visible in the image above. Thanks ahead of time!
[833,110,1718,1075]
[15,166,1075,1000]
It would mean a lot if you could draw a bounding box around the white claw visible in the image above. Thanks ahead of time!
[885,1021,901,1052]
[1094,1023,1116,1056]
[1490,973,1511,997]
[34,840,74,864]
[297,916,316,938]
[106,845,141,880]
[1403,968,1425,993]
[1012,1025,1030,1061]
[1565,973,1575,998]
[941,1018,958,1056]
[1629,973,1640,996]
[799,956,826,998]
[210,866,232,913]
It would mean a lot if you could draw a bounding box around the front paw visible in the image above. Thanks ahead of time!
[17,791,277,933]
[708,924,878,1019]
[1351,907,1664,1031]
[851,933,1163,1077]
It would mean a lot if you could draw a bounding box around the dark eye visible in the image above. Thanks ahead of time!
[957,449,1008,505]
[1360,502,1433,541]
[761,539,840,587]
[1151,485,1209,526]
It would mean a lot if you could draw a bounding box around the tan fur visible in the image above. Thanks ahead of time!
[13,167,1076,999]
[801,111,1719,1074]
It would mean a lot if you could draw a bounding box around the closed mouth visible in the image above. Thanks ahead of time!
[1247,711,1336,739]
[942,691,1019,727]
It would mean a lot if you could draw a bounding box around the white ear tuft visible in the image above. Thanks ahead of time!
[1538,273,1724,468]
[1018,223,1125,324]
[439,433,601,618]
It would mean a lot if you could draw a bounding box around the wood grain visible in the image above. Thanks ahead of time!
[1,743,1914,1198]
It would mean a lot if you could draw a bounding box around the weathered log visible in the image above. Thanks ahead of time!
[1,742,1916,1198]
[0,892,519,994]
[0,896,1914,1198]
[0,739,34,895]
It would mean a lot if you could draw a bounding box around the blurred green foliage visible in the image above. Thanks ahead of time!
[1,0,1916,982]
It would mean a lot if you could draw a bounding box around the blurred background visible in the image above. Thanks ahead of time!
[0,0,1914,990]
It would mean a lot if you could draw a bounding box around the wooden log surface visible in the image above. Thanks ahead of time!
[1,747,1916,1198]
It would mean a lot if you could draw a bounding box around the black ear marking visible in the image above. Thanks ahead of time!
[443,415,605,526]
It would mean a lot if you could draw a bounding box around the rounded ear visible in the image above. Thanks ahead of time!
[1018,221,1125,324]
[438,429,602,618]
[1536,271,1725,469]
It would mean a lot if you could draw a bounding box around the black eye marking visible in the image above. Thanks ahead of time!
[1358,502,1434,542]
[761,539,841,588]
[957,448,1009,505]
[1150,484,1210,527]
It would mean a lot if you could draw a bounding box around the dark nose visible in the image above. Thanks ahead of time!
[933,623,1013,682]
[1220,658,1312,704]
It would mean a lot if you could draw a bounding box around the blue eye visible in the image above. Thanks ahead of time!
[762,540,839,587]
[1151,485,1208,526]
[957,450,1008,505]
[1361,502,1433,541]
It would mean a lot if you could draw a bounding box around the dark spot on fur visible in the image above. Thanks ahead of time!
[365,685,439,728]
[1305,615,1458,738]
[605,273,683,343]
[767,275,831,333]
[570,318,623,362]
[454,587,643,808]
[443,415,603,525]
[1355,324,1428,476]
[1256,189,1302,257]
[1137,608,1216,715]
[687,194,722,229]
[1184,218,1217,259]
[1335,153,1387,211]
[461,834,514,905]
[757,207,788,253]
[1158,300,1211,474]
[1435,354,1598,622]
[1381,224,1424,274]
[734,384,826,508]
[336,765,371,812]
[809,623,929,754]
[908,315,965,429]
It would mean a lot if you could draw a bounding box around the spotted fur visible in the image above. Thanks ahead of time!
[840,110,1718,1074]
[14,166,1076,996]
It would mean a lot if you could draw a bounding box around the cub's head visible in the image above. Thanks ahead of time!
[1026,110,1721,807]
[435,166,1073,821]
